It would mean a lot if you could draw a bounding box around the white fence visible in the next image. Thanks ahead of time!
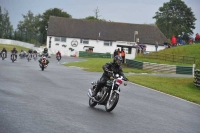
[0,38,35,49]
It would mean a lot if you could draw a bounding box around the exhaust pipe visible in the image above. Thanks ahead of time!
[88,89,93,97]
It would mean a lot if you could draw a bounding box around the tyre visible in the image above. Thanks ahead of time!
[89,98,97,107]
[41,65,44,71]
[105,92,119,112]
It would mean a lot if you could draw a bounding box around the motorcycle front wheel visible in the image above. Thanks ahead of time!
[89,98,97,107]
[105,92,119,112]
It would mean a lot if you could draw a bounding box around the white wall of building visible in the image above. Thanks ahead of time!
[46,36,138,59]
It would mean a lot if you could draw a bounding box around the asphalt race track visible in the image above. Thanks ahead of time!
[0,54,200,133]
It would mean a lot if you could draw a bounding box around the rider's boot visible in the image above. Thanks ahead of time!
[92,84,101,97]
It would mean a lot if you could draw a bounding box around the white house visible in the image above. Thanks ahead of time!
[46,16,168,59]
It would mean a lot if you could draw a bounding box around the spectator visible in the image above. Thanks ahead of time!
[171,35,177,47]
[113,49,118,58]
[163,42,168,48]
[167,43,171,48]
[189,38,193,44]
[117,48,121,56]
[195,33,200,43]
[121,49,125,63]
[155,41,158,52]
[177,35,182,45]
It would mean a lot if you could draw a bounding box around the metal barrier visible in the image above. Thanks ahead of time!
[126,59,194,75]
[194,69,200,88]
[142,53,196,64]
[79,51,111,58]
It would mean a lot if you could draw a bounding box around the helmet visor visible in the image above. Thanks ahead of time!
[116,60,122,65]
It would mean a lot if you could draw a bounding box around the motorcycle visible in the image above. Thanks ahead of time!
[19,52,27,59]
[56,55,61,62]
[1,52,6,60]
[27,53,32,62]
[11,52,17,62]
[39,56,48,71]
[33,53,37,61]
[87,72,128,112]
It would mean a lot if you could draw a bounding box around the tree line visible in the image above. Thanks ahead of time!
[0,0,197,46]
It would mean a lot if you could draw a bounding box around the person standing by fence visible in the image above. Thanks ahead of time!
[155,41,158,52]
[113,49,118,58]
[121,49,125,63]
[117,48,121,56]
[171,35,177,47]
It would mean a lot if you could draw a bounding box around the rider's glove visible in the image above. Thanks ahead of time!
[124,77,129,81]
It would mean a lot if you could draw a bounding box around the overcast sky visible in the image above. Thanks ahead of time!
[0,0,199,37]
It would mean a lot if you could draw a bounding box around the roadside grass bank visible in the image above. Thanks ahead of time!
[135,43,200,68]
[127,75,200,105]
[0,44,29,52]
[64,58,200,105]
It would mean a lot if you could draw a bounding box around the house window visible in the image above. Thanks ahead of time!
[61,37,66,42]
[80,39,89,44]
[104,41,112,46]
[55,37,60,41]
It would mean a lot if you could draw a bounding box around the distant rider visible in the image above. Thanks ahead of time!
[92,55,128,97]
[1,47,7,58]
[27,49,33,58]
[33,50,38,57]
[20,49,26,57]
[11,48,18,60]
[56,50,62,60]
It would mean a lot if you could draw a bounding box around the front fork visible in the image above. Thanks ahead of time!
[108,80,120,101]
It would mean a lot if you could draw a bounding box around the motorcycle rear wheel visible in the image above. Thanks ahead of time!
[105,92,119,112]
[89,98,97,107]
[41,65,44,71]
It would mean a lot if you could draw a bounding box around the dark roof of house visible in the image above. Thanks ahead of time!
[47,16,168,45]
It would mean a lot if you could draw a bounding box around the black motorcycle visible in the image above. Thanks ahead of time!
[27,53,32,62]
[1,52,6,60]
[87,72,128,112]
[11,52,17,62]
[19,52,26,59]
[56,55,61,62]
[33,53,37,61]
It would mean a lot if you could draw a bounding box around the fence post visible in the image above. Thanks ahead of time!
[193,64,196,77]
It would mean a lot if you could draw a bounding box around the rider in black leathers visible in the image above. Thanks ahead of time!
[1,47,7,58]
[27,49,33,58]
[92,55,128,97]
[33,50,37,57]
[11,48,18,59]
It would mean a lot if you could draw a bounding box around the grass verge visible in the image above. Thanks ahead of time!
[127,75,200,104]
